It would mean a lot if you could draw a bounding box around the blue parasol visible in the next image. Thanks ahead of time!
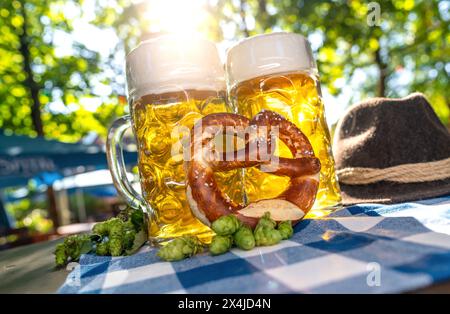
[0,132,138,188]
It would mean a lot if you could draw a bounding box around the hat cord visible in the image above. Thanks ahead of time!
[336,157,450,185]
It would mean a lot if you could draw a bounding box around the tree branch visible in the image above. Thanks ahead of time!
[257,0,269,30]
[239,0,250,37]
[375,47,388,97]
[18,0,44,136]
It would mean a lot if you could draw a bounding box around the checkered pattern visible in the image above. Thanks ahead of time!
[59,195,450,294]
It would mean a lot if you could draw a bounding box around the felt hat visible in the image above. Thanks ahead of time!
[333,93,450,205]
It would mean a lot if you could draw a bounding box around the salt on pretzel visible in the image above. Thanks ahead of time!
[186,110,321,228]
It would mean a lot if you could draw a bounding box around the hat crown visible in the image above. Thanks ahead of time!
[334,93,450,170]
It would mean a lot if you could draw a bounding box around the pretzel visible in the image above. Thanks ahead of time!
[186,110,321,228]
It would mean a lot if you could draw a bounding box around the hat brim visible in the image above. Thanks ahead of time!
[340,178,450,205]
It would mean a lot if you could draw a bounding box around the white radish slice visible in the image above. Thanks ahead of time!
[186,185,211,227]
[237,199,305,221]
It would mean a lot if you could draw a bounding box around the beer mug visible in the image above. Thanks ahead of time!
[226,32,342,216]
[107,35,238,244]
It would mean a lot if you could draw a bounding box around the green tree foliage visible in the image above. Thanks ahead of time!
[225,0,449,125]
[1,0,448,141]
[104,0,449,125]
[0,0,124,141]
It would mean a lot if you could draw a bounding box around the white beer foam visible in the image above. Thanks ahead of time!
[226,32,317,87]
[126,34,225,101]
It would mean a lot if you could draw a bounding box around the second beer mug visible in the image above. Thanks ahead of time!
[226,32,342,215]
[107,35,239,243]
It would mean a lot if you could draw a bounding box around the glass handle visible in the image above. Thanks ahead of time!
[106,115,153,218]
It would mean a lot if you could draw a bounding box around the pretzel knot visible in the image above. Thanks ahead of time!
[186,110,321,228]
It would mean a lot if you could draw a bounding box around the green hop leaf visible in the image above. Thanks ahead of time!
[233,226,255,250]
[254,212,282,246]
[54,234,93,267]
[157,236,203,261]
[92,220,110,236]
[54,243,68,267]
[209,235,233,255]
[211,215,241,236]
[96,241,110,256]
[130,209,145,231]
[258,212,276,229]
[278,221,294,240]
[108,218,125,256]
[125,229,148,256]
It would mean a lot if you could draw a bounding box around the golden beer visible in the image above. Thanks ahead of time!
[131,90,241,242]
[227,33,341,216]
[107,34,239,244]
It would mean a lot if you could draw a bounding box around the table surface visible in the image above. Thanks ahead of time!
[1,240,449,294]
[0,239,67,294]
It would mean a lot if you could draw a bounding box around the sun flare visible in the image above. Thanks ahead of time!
[143,0,208,35]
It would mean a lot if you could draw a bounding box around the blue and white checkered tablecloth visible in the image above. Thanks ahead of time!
[59,195,450,294]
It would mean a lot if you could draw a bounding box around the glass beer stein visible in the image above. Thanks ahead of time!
[107,35,239,244]
[226,32,342,216]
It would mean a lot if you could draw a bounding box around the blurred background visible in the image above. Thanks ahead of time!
[0,0,448,249]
